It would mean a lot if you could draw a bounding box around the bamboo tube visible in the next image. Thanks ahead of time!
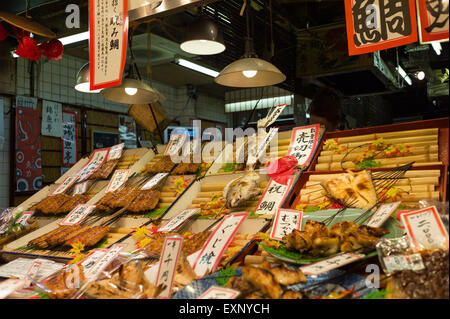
[317,145,439,164]
[297,191,440,204]
[308,170,441,181]
[300,184,435,196]
[328,128,438,144]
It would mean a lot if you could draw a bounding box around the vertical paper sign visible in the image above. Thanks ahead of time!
[192,213,248,277]
[158,208,201,232]
[62,111,78,166]
[255,178,294,215]
[89,0,128,90]
[107,143,124,160]
[60,205,95,226]
[165,134,187,156]
[258,104,287,128]
[417,0,449,43]
[73,181,88,195]
[41,100,62,137]
[16,211,34,226]
[106,169,130,192]
[76,148,109,181]
[401,206,449,251]
[255,127,279,161]
[198,286,240,299]
[85,244,126,280]
[366,201,402,228]
[270,208,303,241]
[300,253,364,276]
[50,175,79,195]
[287,124,320,167]
[155,236,184,299]
[141,173,169,190]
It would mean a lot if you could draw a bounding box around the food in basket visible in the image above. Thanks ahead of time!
[321,170,377,210]
[223,171,261,209]
[283,220,389,256]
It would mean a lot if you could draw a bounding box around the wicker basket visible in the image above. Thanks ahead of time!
[128,102,171,133]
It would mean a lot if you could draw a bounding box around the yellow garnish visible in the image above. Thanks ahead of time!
[69,240,86,256]
[132,226,150,240]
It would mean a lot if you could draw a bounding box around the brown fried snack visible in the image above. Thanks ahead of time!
[43,265,85,299]
[89,159,119,180]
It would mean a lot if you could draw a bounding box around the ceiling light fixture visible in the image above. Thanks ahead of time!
[396,66,412,86]
[74,62,102,93]
[174,57,219,77]
[180,15,225,55]
[214,4,285,88]
[415,70,426,80]
[431,41,442,55]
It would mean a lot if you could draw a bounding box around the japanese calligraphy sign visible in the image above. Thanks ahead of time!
[141,173,169,190]
[300,253,364,276]
[344,0,418,55]
[107,143,124,161]
[73,181,88,195]
[158,208,201,232]
[16,211,34,226]
[60,205,95,226]
[198,286,240,299]
[270,208,303,241]
[89,0,128,90]
[192,213,249,277]
[106,169,130,192]
[79,249,108,275]
[255,178,294,215]
[85,244,126,280]
[41,100,62,137]
[25,261,42,282]
[76,148,109,181]
[50,175,79,195]
[0,279,26,299]
[255,127,279,161]
[366,201,402,228]
[400,206,449,251]
[258,104,287,128]
[383,253,425,273]
[287,124,320,167]
[155,236,183,299]
[417,0,449,43]
[165,134,187,156]
[62,111,78,167]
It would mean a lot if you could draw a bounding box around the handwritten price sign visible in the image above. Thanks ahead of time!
[158,208,200,232]
[60,205,95,226]
[366,201,402,228]
[270,208,303,240]
[155,236,184,299]
[255,178,294,215]
[287,124,320,167]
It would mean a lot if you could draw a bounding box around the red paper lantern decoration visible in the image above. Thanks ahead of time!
[14,36,42,61]
[39,38,63,60]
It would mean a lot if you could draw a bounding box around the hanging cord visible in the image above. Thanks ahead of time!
[240,0,247,17]
[25,0,31,18]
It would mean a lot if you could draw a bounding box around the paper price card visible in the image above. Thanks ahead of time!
[287,124,320,167]
[80,249,108,276]
[73,181,88,195]
[383,254,425,273]
[366,201,402,228]
[270,208,303,241]
[165,134,187,156]
[300,253,364,276]
[401,206,449,251]
[85,244,126,280]
[141,173,169,190]
[25,261,42,283]
[155,236,184,299]
[16,211,34,226]
[193,213,249,277]
[76,148,109,181]
[258,104,287,128]
[256,127,279,160]
[158,208,200,232]
[108,143,124,161]
[60,205,95,226]
[255,178,294,215]
[0,279,26,299]
[51,175,79,195]
[198,286,240,299]
[106,169,130,193]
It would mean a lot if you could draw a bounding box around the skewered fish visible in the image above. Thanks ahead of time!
[127,190,161,213]
[223,171,261,208]
[89,159,119,180]
[146,156,177,174]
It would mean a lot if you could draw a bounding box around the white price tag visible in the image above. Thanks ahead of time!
[198,286,240,299]
[366,201,402,228]
[16,211,34,226]
[106,169,130,193]
[60,205,95,226]
[401,206,449,251]
[25,261,42,283]
[287,124,320,166]
[107,143,124,161]
[383,253,425,273]
[85,244,126,280]
[73,181,88,195]
[255,178,294,215]
[51,175,79,195]
[158,208,200,232]
[141,173,168,190]
[192,213,248,277]
[300,253,364,276]
[155,236,184,299]
[80,249,108,276]
[270,208,303,241]
[164,134,187,156]
[258,104,287,128]
[76,148,109,181]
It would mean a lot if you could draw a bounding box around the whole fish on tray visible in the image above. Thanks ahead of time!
[223,171,261,209]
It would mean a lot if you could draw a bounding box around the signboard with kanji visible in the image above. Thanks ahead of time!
[417,0,449,43]
[61,111,78,167]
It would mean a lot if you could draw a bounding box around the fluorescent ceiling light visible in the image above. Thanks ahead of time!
[174,58,219,77]
[225,95,293,113]
[396,66,412,86]
[431,41,442,55]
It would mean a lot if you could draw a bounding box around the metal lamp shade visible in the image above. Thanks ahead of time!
[180,16,225,55]
[214,57,286,87]
[74,63,102,93]
[100,78,160,104]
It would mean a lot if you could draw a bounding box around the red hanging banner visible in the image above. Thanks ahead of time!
[89,0,128,90]
[417,0,449,43]
[345,0,418,55]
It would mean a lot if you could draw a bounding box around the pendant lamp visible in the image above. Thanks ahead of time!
[180,15,225,55]
[74,62,102,93]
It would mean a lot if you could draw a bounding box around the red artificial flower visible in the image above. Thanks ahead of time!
[39,38,63,60]
[14,36,42,61]
[266,155,298,185]
[0,23,8,42]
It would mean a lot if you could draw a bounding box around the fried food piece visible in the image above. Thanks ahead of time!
[223,171,261,208]
[28,225,72,249]
[53,225,91,246]
[95,191,117,212]
[89,159,119,180]
[108,186,140,208]
[340,230,380,253]
[127,190,161,213]
[146,156,177,174]
[310,237,341,257]
[44,265,85,299]
[358,224,390,237]
[283,229,313,253]
[182,232,212,256]
[64,226,110,247]
[329,221,358,240]
[31,194,72,214]
[303,220,329,239]
[241,266,283,299]
[171,155,201,175]
[259,262,307,285]
[57,194,89,213]
[282,290,303,299]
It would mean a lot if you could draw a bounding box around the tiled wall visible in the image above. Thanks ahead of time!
[0,96,11,210]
